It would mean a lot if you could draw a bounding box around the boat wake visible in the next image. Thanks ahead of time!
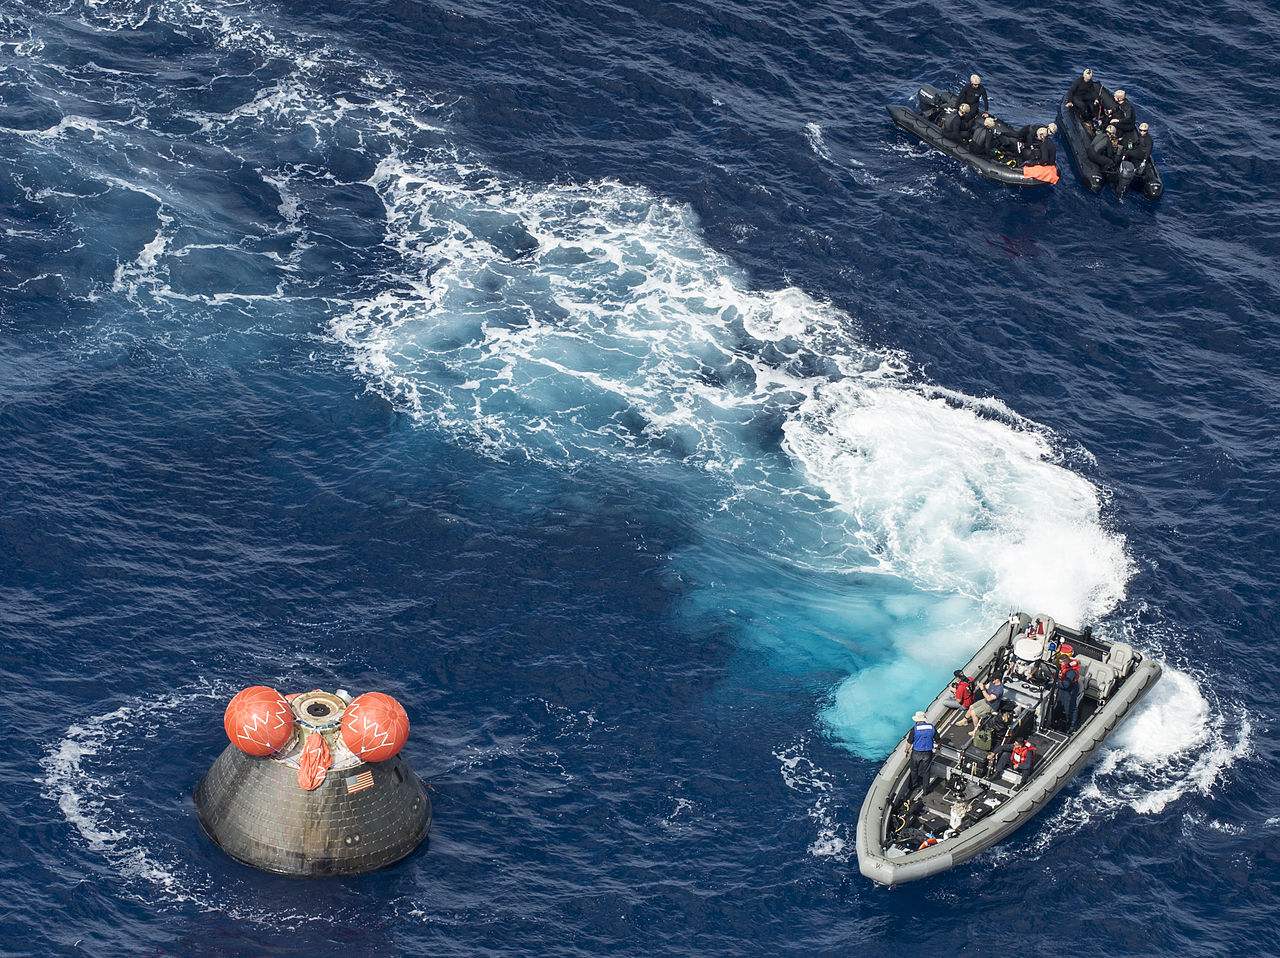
[979,664,1237,865]
[16,0,1153,760]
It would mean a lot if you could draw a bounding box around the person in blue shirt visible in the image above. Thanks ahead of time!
[958,675,1005,726]
[904,710,936,793]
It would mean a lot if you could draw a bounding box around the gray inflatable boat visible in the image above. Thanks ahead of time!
[856,612,1161,886]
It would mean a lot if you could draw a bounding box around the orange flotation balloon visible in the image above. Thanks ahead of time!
[341,692,409,762]
[224,686,294,756]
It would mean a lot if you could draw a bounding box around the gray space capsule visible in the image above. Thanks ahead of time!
[194,688,431,877]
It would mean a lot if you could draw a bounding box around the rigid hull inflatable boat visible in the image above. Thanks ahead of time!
[887,85,1055,188]
[856,612,1161,887]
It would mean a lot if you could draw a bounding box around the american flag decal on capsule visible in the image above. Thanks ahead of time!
[347,770,375,793]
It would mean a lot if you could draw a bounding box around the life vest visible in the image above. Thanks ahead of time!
[956,679,975,709]
[1059,657,1080,681]
[911,721,936,751]
[919,835,938,850]
[1012,742,1036,769]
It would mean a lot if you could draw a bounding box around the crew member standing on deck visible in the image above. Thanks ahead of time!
[904,710,936,794]
[957,74,989,115]
[1057,653,1081,731]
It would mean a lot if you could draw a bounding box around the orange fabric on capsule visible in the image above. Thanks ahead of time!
[297,732,333,790]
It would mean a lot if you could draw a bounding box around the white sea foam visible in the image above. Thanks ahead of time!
[774,739,847,858]
[39,692,211,896]
[26,0,1180,806]
[320,118,1140,759]
[804,122,832,163]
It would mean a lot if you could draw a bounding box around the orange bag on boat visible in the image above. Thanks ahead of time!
[1022,164,1060,184]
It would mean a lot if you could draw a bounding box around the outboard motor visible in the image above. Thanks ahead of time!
[1115,160,1136,202]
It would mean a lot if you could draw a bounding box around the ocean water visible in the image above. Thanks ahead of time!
[2,0,1277,954]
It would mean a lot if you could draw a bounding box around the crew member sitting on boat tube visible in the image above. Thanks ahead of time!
[943,103,976,142]
[1121,122,1153,171]
[942,670,977,710]
[1021,126,1057,168]
[904,711,935,793]
[968,117,997,158]
[988,738,1037,784]
[1066,68,1102,128]
[1102,89,1135,137]
[957,675,1005,727]
[1087,124,1121,171]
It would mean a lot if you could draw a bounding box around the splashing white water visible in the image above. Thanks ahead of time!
[27,0,1165,769]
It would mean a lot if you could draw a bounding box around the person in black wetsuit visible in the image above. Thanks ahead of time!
[956,74,989,115]
[1121,121,1153,170]
[1086,124,1120,171]
[942,103,975,142]
[1066,69,1102,126]
[1103,89,1136,137]
[969,116,997,157]
[1024,126,1057,167]
[1015,121,1056,149]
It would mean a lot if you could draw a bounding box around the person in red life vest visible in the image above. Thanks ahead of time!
[903,710,936,794]
[988,738,1037,784]
[942,670,976,711]
[1056,652,1082,731]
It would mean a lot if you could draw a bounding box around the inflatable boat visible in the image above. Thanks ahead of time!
[856,612,1161,887]
[886,85,1056,188]
[1057,88,1163,201]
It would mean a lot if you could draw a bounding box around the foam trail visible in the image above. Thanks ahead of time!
[24,0,1145,760]
[331,145,1138,755]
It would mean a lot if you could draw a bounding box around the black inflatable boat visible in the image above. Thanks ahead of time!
[886,85,1056,188]
[1057,87,1163,201]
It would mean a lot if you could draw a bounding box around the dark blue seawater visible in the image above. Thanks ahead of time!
[2,0,1277,953]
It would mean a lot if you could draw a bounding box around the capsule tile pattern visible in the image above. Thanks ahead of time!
[194,745,431,876]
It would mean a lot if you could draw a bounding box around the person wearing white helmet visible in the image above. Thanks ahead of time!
[1122,121,1154,171]
[1104,88,1135,135]
[956,73,989,115]
[1066,68,1102,126]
